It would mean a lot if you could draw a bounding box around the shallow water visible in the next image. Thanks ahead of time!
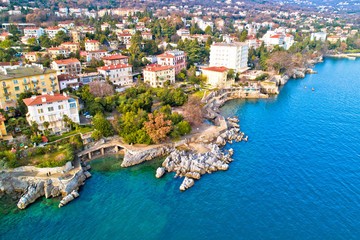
[1,58,360,239]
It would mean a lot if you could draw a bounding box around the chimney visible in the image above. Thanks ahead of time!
[31,95,36,99]
[63,92,67,97]
[41,97,46,102]
[49,91,54,96]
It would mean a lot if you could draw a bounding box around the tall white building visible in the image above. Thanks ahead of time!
[23,92,80,134]
[209,42,249,72]
[310,32,327,42]
[24,27,44,39]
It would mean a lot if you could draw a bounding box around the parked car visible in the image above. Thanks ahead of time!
[86,115,93,119]
[83,112,89,116]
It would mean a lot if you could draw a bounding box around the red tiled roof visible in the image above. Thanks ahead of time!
[48,47,68,51]
[85,40,99,43]
[101,55,129,60]
[61,42,80,46]
[118,33,132,36]
[144,65,175,72]
[53,58,80,64]
[46,26,63,30]
[157,53,176,58]
[202,66,228,72]
[270,34,283,39]
[97,64,132,71]
[0,113,5,122]
[23,93,71,106]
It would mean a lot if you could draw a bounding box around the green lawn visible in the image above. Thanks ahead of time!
[48,126,94,142]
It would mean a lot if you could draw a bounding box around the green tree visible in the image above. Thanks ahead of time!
[92,113,113,137]
[91,130,103,140]
[54,30,70,46]
[177,121,192,135]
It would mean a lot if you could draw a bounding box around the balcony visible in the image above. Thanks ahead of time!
[32,79,39,83]
[2,85,9,89]
[22,82,29,85]
[51,82,57,86]
[4,91,11,96]
[50,76,56,80]
[33,86,39,90]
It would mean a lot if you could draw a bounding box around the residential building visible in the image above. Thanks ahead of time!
[0,64,59,110]
[46,26,67,38]
[143,65,175,88]
[23,92,80,133]
[0,113,8,140]
[24,52,45,63]
[97,64,133,87]
[157,50,187,74]
[327,35,341,44]
[202,66,234,88]
[24,27,44,39]
[118,33,132,44]
[141,32,153,40]
[47,47,70,59]
[209,42,249,72]
[310,32,327,42]
[176,28,190,36]
[80,50,108,62]
[60,42,80,53]
[51,58,82,76]
[85,40,100,51]
[101,55,129,66]
[57,74,79,90]
[0,32,12,41]
[78,72,104,85]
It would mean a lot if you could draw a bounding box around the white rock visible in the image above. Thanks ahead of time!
[155,167,165,178]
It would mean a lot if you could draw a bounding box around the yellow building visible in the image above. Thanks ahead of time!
[143,65,175,88]
[24,52,46,63]
[0,113,8,139]
[202,66,234,88]
[0,64,59,110]
[60,42,81,53]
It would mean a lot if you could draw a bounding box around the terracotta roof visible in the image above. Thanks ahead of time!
[48,47,68,51]
[118,33,132,36]
[53,58,80,64]
[0,62,20,66]
[157,53,176,58]
[85,40,99,43]
[23,93,71,106]
[97,64,132,71]
[46,26,63,30]
[101,55,129,60]
[144,65,175,72]
[270,34,283,39]
[202,66,228,72]
[61,42,80,45]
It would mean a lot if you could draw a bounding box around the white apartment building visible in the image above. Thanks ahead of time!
[209,42,249,72]
[23,92,80,133]
[157,50,187,74]
[310,32,327,42]
[46,26,67,38]
[97,64,133,87]
[143,65,175,88]
[261,31,294,50]
[24,27,44,39]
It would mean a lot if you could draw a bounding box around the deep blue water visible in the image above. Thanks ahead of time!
[1,58,360,240]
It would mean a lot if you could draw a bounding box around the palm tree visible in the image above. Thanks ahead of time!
[7,118,18,136]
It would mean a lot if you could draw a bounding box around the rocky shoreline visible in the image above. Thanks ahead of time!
[0,55,325,208]
[0,163,92,209]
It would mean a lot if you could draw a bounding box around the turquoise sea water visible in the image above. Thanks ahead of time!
[1,58,360,239]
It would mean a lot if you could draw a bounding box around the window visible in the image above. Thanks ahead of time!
[23,78,27,83]
[43,88,46,92]
[69,103,76,108]
[14,86,19,91]
[41,82,46,86]
[25,85,29,90]
[58,105,64,110]
[48,107,54,112]
[13,79,18,84]
[38,109,43,113]
[40,75,45,80]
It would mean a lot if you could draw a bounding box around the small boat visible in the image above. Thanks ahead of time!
[312,88,315,91]
[305,87,307,89]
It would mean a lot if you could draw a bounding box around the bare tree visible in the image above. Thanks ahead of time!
[181,96,204,127]
[89,81,114,97]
